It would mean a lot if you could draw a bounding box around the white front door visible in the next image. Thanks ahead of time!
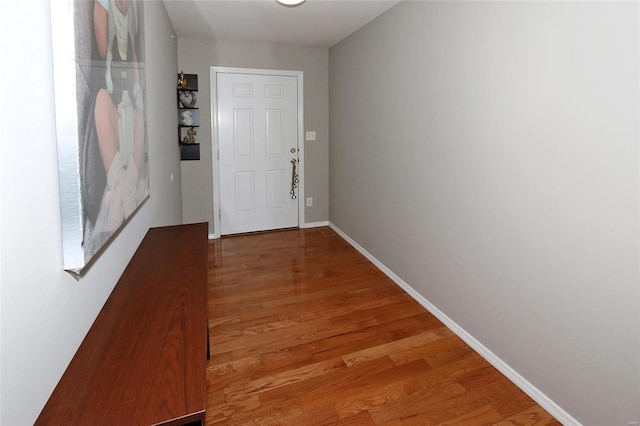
[215,70,301,235]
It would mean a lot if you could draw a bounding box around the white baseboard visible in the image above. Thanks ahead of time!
[208,233,219,240]
[328,222,579,426]
[303,221,330,228]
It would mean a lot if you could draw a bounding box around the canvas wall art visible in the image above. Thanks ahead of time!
[51,0,149,274]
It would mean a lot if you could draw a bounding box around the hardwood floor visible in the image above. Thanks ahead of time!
[206,227,560,425]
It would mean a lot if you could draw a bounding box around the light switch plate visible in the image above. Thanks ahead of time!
[305,131,316,141]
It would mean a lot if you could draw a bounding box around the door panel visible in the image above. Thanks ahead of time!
[266,109,284,156]
[266,170,285,211]
[233,109,254,157]
[234,171,255,213]
[217,72,299,235]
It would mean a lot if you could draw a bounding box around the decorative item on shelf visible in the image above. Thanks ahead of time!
[178,71,198,91]
[179,109,199,126]
[177,70,192,90]
[178,90,197,108]
[186,127,197,144]
[180,110,194,126]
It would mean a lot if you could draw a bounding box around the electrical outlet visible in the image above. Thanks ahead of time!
[306,197,313,207]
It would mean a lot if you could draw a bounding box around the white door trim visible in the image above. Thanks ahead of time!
[210,66,305,238]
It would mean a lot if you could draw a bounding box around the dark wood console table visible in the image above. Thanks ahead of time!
[36,223,208,425]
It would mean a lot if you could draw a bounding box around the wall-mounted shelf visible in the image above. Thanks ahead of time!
[180,143,200,161]
[177,71,199,161]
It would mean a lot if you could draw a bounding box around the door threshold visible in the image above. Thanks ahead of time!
[221,227,299,238]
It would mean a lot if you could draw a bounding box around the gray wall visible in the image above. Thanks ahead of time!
[0,2,180,423]
[329,2,639,425]
[146,4,183,227]
[177,38,329,233]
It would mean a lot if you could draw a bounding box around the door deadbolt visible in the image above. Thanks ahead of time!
[290,148,297,153]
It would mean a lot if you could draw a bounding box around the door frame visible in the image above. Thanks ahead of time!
[210,66,305,238]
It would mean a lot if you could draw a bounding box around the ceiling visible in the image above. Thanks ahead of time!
[163,0,402,48]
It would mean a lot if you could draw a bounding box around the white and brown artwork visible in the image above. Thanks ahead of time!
[51,0,149,274]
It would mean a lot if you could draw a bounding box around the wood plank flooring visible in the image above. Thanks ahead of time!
[206,227,560,425]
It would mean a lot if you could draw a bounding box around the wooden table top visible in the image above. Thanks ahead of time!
[36,223,208,425]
